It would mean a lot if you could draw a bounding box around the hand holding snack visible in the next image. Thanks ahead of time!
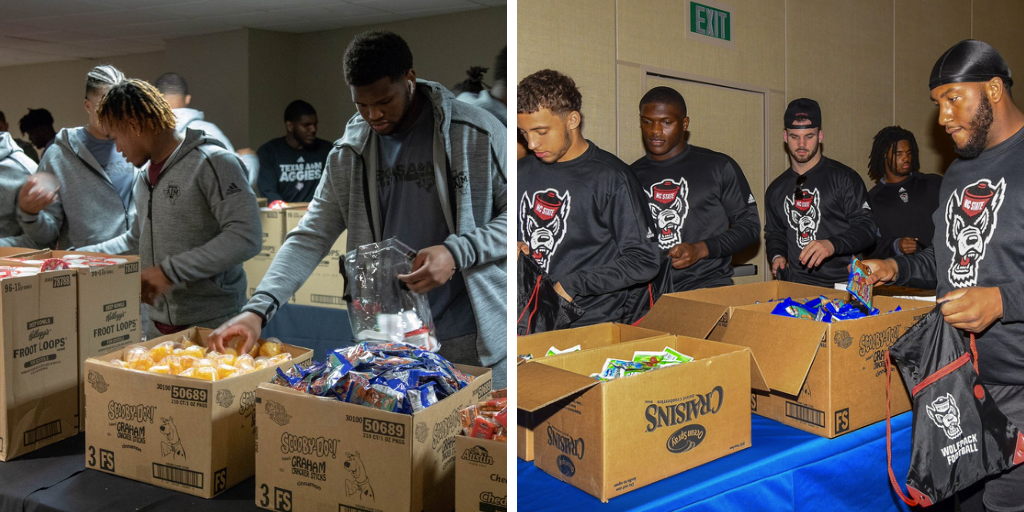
[207,311,263,354]
[861,258,899,286]
[141,266,173,305]
[17,173,60,214]
[397,244,456,294]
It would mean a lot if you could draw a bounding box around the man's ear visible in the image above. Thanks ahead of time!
[987,77,1008,104]
[406,69,417,92]
[184,94,192,107]
[567,111,581,131]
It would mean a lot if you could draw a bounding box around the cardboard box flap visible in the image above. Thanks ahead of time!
[745,347,770,393]
[517,362,598,413]
[640,296,729,339]
[719,309,825,396]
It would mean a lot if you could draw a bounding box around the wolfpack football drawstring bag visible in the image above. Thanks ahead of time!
[517,253,585,336]
[885,306,1024,507]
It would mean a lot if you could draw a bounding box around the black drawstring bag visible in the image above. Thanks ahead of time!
[885,305,1024,507]
[517,253,585,336]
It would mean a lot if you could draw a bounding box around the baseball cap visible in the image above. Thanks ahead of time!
[784,98,821,129]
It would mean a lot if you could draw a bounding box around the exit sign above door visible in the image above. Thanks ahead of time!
[686,0,735,49]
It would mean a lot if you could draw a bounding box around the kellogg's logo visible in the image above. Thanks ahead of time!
[666,424,706,453]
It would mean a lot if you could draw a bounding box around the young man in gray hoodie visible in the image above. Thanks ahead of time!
[16,65,139,251]
[78,79,262,340]
[208,30,508,387]
[0,132,40,247]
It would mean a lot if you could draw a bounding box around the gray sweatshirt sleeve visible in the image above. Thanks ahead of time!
[0,233,42,248]
[158,155,261,283]
[443,136,507,270]
[15,164,62,247]
[74,178,143,254]
[242,151,348,325]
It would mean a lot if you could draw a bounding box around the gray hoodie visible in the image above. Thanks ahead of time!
[174,108,260,189]
[16,127,139,250]
[243,80,507,366]
[79,129,262,327]
[0,132,40,248]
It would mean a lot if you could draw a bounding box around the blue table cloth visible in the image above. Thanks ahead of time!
[518,413,915,512]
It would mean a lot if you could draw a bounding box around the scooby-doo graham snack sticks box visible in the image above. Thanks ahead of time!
[83,327,312,498]
[253,365,491,512]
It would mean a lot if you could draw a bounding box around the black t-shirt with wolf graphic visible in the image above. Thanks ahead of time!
[764,156,876,287]
[894,125,1024,385]
[517,141,660,326]
[630,144,760,292]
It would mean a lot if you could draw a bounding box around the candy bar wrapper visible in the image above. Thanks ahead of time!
[495,407,507,429]
[663,347,694,363]
[477,398,507,412]
[632,351,672,367]
[490,388,507,399]
[470,416,497,439]
[847,255,874,310]
[460,405,479,431]
[599,358,645,380]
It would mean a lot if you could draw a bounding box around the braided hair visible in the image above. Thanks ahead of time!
[868,125,919,182]
[85,65,125,97]
[452,65,489,95]
[97,79,176,134]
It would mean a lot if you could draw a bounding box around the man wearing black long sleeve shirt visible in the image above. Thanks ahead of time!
[765,98,876,288]
[517,69,659,326]
[630,87,760,291]
[865,126,942,259]
[864,40,1024,511]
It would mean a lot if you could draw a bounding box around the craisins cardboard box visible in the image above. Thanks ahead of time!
[4,250,142,432]
[455,436,506,512]
[516,323,670,461]
[244,207,287,300]
[0,262,78,460]
[254,366,492,512]
[83,327,313,497]
[519,335,765,502]
[643,283,933,438]
[642,281,848,341]
[283,204,348,310]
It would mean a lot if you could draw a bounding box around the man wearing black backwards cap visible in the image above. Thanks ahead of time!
[865,40,1024,512]
[517,69,659,326]
[764,98,876,287]
[630,86,760,291]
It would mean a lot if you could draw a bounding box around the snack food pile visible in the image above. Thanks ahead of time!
[591,347,693,382]
[770,295,902,322]
[271,341,474,414]
[110,337,292,381]
[10,255,129,270]
[0,266,40,278]
[459,389,507,442]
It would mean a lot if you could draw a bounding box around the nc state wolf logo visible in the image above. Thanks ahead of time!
[645,179,688,250]
[945,178,1006,288]
[926,393,963,440]
[784,188,821,248]
[519,189,571,272]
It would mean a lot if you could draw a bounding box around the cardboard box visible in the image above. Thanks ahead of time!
[83,327,313,497]
[455,436,507,512]
[284,205,348,310]
[4,250,142,432]
[0,263,79,460]
[254,366,492,512]
[243,207,286,299]
[519,335,764,502]
[643,284,933,438]
[516,323,670,461]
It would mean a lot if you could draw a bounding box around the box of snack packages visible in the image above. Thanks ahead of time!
[516,323,672,461]
[83,327,312,497]
[255,341,492,512]
[283,204,348,310]
[0,261,78,460]
[519,335,764,502]
[455,388,507,512]
[2,250,142,431]
[643,283,933,438]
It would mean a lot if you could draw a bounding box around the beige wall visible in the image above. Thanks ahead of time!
[0,6,506,151]
[518,0,1024,184]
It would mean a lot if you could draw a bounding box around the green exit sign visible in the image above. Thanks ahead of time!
[690,1,732,43]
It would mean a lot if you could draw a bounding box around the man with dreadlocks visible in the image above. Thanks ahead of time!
[17,65,139,250]
[865,126,942,259]
[78,78,261,340]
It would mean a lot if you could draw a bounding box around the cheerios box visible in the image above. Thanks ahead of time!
[0,261,78,461]
[254,365,491,512]
[83,327,312,497]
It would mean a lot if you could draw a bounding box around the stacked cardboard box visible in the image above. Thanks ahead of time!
[642,283,933,438]
[84,327,313,497]
[243,207,286,299]
[254,366,492,512]
[284,205,348,309]
[519,335,763,501]
[0,261,79,460]
[455,436,507,512]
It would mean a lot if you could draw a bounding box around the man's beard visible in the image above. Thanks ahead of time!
[792,143,819,164]
[955,95,994,159]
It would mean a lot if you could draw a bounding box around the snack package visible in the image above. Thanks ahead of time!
[545,345,581,356]
[115,336,291,381]
[344,239,440,352]
[847,255,874,310]
[457,389,507,441]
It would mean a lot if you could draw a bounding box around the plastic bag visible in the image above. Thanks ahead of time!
[517,253,584,335]
[885,305,1024,507]
[343,238,440,352]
